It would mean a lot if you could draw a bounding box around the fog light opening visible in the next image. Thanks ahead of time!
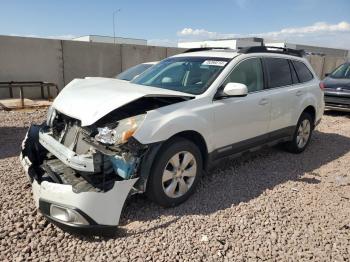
[50,205,89,225]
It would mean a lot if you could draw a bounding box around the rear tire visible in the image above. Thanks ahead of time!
[146,137,203,207]
[285,112,314,153]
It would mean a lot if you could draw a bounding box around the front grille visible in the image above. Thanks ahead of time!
[51,113,93,154]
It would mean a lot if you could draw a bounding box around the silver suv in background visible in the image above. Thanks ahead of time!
[321,62,350,112]
[115,62,158,81]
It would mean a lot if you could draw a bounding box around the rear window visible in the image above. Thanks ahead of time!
[292,61,314,82]
[264,58,293,88]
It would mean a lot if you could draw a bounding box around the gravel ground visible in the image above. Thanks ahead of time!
[0,109,349,261]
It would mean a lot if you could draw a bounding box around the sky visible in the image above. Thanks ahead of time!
[0,0,350,49]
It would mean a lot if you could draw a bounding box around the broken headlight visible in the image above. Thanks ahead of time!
[95,114,145,145]
[46,105,57,127]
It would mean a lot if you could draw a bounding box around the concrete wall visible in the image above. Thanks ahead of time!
[307,55,325,78]
[121,45,167,71]
[0,36,64,98]
[307,54,347,79]
[296,43,348,57]
[0,35,347,99]
[62,41,122,84]
[166,47,185,57]
[0,35,186,99]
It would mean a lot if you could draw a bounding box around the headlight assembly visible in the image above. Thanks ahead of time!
[46,105,56,127]
[95,114,145,145]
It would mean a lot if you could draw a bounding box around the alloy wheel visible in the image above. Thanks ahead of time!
[161,151,197,198]
[296,119,311,149]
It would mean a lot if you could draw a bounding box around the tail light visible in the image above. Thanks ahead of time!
[319,82,325,90]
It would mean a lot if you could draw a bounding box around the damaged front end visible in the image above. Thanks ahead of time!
[20,105,161,234]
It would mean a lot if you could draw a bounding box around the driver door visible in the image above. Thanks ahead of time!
[211,57,271,157]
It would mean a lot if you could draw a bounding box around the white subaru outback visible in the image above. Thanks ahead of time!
[20,46,324,234]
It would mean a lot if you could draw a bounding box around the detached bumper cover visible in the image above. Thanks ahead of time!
[20,126,139,231]
[28,176,138,226]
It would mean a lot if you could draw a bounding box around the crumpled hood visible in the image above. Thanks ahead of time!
[53,77,193,126]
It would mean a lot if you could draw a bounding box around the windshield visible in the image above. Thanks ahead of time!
[116,63,154,81]
[330,63,350,79]
[131,57,229,95]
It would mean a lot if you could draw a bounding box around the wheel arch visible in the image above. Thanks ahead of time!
[169,130,209,170]
[137,130,210,193]
[301,105,316,126]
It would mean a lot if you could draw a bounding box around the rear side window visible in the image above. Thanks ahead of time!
[289,61,299,84]
[264,58,292,88]
[292,61,314,82]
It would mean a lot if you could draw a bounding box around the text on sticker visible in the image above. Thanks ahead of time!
[202,60,227,67]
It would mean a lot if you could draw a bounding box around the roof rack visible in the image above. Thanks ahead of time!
[184,47,230,53]
[238,46,305,57]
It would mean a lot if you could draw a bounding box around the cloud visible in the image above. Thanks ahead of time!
[177,21,350,49]
[177,28,238,40]
[258,21,350,38]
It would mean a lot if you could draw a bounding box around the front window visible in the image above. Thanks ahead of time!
[223,58,264,92]
[330,63,350,79]
[131,57,229,95]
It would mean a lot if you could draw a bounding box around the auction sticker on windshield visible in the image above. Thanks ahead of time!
[202,60,227,67]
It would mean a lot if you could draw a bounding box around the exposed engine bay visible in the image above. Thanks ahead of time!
[23,96,189,194]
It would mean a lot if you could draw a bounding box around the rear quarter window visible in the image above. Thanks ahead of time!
[264,58,293,88]
[292,60,314,83]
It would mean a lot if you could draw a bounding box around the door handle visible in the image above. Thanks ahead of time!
[296,90,303,96]
[259,98,268,105]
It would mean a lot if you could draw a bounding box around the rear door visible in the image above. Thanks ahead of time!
[262,57,299,138]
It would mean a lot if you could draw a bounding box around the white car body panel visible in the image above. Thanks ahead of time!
[20,142,138,226]
[134,96,216,152]
[34,178,138,226]
[53,77,193,126]
[211,91,271,149]
[134,52,323,152]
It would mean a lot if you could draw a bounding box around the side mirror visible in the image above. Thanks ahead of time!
[216,82,248,98]
[324,73,330,77]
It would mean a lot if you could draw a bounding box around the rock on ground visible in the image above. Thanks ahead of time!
[0,109,349,261]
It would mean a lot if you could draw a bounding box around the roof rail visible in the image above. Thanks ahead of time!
[238,46,305,57]
[184,47,230,53]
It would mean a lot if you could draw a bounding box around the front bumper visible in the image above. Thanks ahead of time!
[20,126,138,234]
[324,90,350,111]
[39,131,97,172]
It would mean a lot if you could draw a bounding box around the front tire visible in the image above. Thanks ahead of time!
[146,137,203,207]
[285,112,314,153]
